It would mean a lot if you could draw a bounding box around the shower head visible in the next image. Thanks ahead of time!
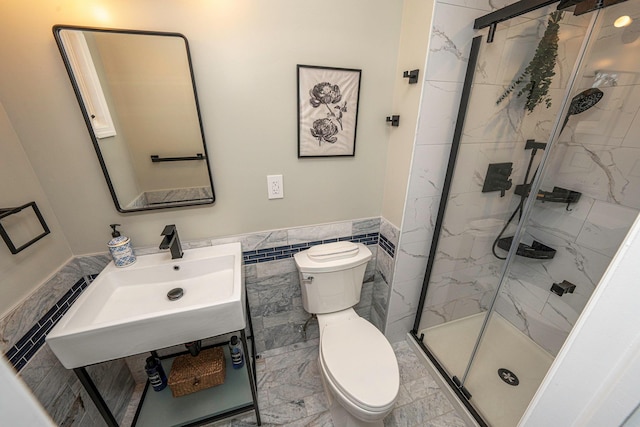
[568,87,604,116]
[560,87,604,134]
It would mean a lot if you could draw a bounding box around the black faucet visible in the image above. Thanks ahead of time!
[159,224,183,259]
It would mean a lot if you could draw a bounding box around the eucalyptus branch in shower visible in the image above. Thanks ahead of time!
[497,11,564,113]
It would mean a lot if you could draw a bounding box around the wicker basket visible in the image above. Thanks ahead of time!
[168,347,226,397]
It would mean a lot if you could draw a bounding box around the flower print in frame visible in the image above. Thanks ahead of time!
[297,65,361,157]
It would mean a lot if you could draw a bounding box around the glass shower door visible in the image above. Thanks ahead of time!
[461,2,640,426]
[417,3,591,381]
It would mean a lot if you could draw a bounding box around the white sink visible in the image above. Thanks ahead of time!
[47,242,245,369]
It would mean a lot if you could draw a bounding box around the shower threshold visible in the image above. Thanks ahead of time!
[419,313,553,427]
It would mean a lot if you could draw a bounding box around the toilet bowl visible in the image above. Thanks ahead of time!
[293,242,400,426]
[317,309,399,426]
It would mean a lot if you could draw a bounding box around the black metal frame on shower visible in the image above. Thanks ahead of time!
[409,1,571,426]
[409,35,488,427]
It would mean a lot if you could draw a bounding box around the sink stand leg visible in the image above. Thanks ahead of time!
[74,367,119,427]
[241,329,261,426]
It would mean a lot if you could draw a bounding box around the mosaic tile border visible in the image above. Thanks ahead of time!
[4,275,97,372]
[242,233,380,264]
[379,233,396,258]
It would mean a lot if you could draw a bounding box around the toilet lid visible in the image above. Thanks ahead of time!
[321,317,399,411]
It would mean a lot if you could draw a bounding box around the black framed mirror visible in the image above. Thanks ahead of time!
[53,25,215,212]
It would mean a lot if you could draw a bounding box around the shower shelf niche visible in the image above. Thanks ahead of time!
[497,236,556,260]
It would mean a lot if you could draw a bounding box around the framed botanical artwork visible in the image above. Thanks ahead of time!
[297,65,362,158]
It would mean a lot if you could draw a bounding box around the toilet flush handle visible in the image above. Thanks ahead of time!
[301,274,314,285]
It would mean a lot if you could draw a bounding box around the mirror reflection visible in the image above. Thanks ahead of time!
[53,26,215,212]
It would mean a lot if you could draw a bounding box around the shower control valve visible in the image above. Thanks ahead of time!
[482,162,513,197]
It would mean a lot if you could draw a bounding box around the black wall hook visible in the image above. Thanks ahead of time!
[386,115,400,127]
[403,69,419,84]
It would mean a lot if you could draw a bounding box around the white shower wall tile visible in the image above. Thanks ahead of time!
[441,191,518,237]
[622,100,640,148]
[401,195,439,244]
[494,294,569,355]
[462,85,525,144]
[528,193,595,240]
[542,294,582,331]
[474,16,539,87]
[416,81,463,145]
[420,288,494,329]
[450,290,495,320]
[524,228,611,314]
[385,282,421,343]
[420,299,457,329]
[500,263,552,314]
[426,4,486,83]
[430,233,474,275]
[576,200,639,257]
[393,242,431,284]
[406,144,450,200]
[424,261,501,308]
[545,143,640,209]
[468,226,507,265]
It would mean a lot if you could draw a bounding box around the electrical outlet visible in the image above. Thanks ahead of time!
[267,175,284,199]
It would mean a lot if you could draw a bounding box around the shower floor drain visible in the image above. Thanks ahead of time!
[498,368,519,386]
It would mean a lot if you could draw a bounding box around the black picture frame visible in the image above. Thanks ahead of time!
[297,65,362,158]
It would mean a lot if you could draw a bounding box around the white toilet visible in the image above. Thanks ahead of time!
[294,241,399,427]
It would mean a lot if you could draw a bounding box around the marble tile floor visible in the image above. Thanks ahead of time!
[191,338,469,427]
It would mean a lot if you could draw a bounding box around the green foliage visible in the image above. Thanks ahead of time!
[497,11,564,113]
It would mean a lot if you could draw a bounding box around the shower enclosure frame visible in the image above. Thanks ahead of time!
[410,0,619,425]
[410,34,487,425]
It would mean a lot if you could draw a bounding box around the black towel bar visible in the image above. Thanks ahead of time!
[150,153,206,162]
[0,201,50,254]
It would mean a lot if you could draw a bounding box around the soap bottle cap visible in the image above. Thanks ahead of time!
[110,224,121,238]
[145,356,157,369]
[230,336,238,345]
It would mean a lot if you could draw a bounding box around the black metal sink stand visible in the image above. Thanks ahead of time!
[72,300,261,427]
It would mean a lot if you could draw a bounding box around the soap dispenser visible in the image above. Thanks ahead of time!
[108,224,136,267]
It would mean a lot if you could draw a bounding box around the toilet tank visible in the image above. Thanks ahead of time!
[293,242,372,314]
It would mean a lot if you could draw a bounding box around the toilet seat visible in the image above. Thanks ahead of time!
[320,317,399,413]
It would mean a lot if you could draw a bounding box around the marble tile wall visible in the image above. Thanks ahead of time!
[1,216,397,425]
[373,218,398,334]
[410,2,640,356]
[386,0,513,344]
